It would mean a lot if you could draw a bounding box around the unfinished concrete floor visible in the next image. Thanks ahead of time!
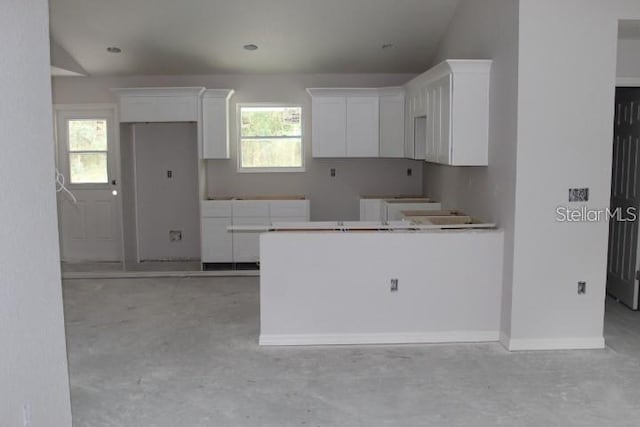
[63,277,640,427]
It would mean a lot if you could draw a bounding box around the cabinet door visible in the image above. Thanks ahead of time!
[119,96,198,122]
[359,199,384,221]
[311,97,346,157]
[436,75,452,164]
[426,85,438,163]
[430,84,441,163]
[201,217,233,263]
[202,96,229,159]
[404,90,414,158]
[346,96,379,157]
[379,94,405,158]
[232,217,269,263]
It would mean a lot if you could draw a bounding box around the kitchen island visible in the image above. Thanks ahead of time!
[259,226,504,346]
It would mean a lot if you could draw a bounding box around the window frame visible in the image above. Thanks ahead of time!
[236,102,305,173]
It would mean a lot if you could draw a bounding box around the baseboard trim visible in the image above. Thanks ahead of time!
[62,270,260,279]
[499,331,511,351]
[506,336,605,351]
[259,331,500,346]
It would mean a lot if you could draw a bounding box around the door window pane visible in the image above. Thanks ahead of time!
[69,153,108,183]
[68,119,107,151]
[67,119,109,184]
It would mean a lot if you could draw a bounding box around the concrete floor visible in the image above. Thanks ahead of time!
[63,277,640,427]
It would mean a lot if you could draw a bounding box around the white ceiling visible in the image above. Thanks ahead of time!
[619,20,640,40]
[49,0,460,76]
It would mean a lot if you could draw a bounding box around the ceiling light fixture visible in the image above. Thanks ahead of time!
[106,46,122,53]
[381,43,395,50]
[243,44,258,51]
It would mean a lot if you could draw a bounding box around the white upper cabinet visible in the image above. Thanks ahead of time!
[379,88,405,158]
[405,60,492,166]
[201,89,234,159]
[346,96,379,157]
[311,95,347,157]
[112,87,205,123]
[308,88,403,158]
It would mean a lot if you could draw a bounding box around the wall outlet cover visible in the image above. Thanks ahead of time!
[569,188,589,202]
[169,230,182,242]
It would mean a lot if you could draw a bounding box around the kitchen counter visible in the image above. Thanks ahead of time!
[208,195,306,201]
[360,194,427,200]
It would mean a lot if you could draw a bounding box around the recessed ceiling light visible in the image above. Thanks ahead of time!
[243,44,258,51]
[381,43,395,50]
[106,46,121,53]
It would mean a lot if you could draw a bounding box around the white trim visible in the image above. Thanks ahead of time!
[53,103,117,111]
[110,87,206,97]
[617,77,640,87]
[505,337,605,351]
[202,89,234,99]
[236,103,305,173]
[259,331,500,346]
[63,269,259,280]
[499,331,511,351]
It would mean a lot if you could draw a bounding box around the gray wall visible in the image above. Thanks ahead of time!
[0,0,72,425]
[133,123,200,260]
[421,0,520,337]
[52,73,424,221]
[508,0,640,345]
[120,124,138,267]
[617,39,640,77]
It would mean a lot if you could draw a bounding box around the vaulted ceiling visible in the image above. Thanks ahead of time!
[49,0,460,76]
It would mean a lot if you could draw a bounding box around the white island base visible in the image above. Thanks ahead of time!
[259,229,504,346]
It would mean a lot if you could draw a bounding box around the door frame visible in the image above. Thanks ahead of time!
[53,103,123,263]
[616,78,640,87]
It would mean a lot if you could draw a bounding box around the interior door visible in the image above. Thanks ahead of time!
[55,107,122,262]
[607,88,640,309]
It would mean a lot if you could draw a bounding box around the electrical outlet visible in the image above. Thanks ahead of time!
[569,188,589,202]
[167,170,173,178]
[169,230,182,242]
[330,168,336,177]
[407,168,412,177]
[390,278,398,292]
[578,281,586,295]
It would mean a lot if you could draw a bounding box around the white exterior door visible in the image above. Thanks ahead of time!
[55,106,122,262]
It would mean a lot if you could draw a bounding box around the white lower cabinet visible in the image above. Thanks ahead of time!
[359,199,385,221]
[201,217,233,263]
[232,217,270,263]
[201,199,309,265]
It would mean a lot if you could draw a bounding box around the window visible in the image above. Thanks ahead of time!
[67,119,109,183]
[238,105,303,171]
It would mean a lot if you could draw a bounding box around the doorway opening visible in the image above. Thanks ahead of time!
[605,20,640,325]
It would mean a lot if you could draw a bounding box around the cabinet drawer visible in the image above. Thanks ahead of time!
[269,201,309,218]
[233,201,270,217]
[201,201,232,217]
